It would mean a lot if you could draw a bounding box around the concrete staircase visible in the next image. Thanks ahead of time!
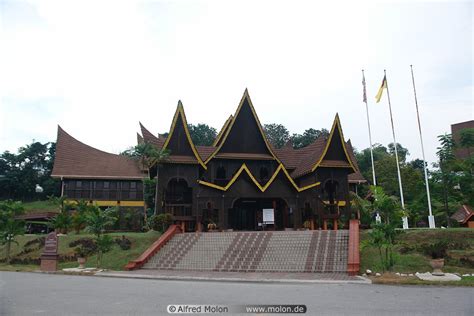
[143,230,349,273]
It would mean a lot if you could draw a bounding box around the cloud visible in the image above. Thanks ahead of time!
[0,0,472,165]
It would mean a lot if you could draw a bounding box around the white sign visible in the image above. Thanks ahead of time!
[262,209,274,224]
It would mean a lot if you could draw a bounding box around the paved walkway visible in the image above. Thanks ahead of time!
[96,269,370,284]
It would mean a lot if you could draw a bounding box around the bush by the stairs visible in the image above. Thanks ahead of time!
[147,213,173,232]
[115,236,132,250]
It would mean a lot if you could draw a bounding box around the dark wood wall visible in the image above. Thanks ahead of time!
[63,179,143,201]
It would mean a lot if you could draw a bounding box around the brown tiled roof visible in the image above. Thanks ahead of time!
[139,122,165,149]
[52,126,144,179]
[348,171,366,183]
[273,137,365,182]
[451,205,474,224]
[196,146,216,161]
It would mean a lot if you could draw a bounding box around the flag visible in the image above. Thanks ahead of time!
[375,75,387,103]
[362,73,367,103]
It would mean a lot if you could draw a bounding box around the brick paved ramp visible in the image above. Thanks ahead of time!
[143,230,349,273]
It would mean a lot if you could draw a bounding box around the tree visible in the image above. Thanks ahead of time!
[291,128,329,149]
[388,142,409,163]
[0,141,59,200]
[355,144,388,184]
[409,159,426,173]
[188,123,217,146]
[374,155,424,204]
[366,222,401,272]
[436,133,456,226]
[371,186,403,224]
[263,124,290,149]
[71,200,91,233]
[121,143,169,220]
[0,200,25,264]
[84,206,116,267]
[48,195,73,234]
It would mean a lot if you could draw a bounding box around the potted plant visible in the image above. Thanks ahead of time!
[207,221,217,232]
[423,240,448,276]
[75,245,89,269]
[303,220,311,230]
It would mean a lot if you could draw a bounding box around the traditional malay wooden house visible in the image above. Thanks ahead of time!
[52,90,365,232]
[140,90,365,231]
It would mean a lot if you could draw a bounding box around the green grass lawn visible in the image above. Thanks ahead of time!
[21,200,59,214]
[0,231,161,271]
[360,228,474,274]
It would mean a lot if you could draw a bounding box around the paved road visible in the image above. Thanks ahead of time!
[0,271,472,315]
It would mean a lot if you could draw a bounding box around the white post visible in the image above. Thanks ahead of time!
[362,70,377,187]
[384,70,408,229]
[410,65,435,229]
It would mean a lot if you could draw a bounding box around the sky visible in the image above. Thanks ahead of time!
[0,0,472,165]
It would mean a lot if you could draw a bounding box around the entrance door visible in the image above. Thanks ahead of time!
[230,200,257,230]
[229,198,288,230]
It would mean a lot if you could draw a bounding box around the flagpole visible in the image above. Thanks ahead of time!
[362,70,377,186]
[410,65,435,229]
[384,70,408,228]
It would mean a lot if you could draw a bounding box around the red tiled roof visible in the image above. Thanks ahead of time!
[451,205,474,224]
[51,126,144,179]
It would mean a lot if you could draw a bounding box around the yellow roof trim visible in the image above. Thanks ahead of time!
[162,101,207,170]
[204,89,282,165]
[311,114,357,173]
[198,163,320,193]
[212,115,233,146]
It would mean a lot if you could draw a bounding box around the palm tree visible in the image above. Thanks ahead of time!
[0,200,25,264]
[84,206,116,267]
[122,143,169,221]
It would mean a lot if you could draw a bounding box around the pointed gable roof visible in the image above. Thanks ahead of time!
[205,89,281,164]
[162,101,207,169]
[310,114,357,173]
[139,122,165,149]
[212,115,233,147]
[52,126,143,179]
[137,133,144,145]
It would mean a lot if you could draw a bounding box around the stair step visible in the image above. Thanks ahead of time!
[143,230,349,272]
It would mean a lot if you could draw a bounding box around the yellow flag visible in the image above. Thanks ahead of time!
[375,75,387,103]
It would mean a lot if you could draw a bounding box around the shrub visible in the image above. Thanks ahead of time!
[115,236,132,250]
[147,213,173,232]
[69,238,97,256]
[421,240,449,259]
